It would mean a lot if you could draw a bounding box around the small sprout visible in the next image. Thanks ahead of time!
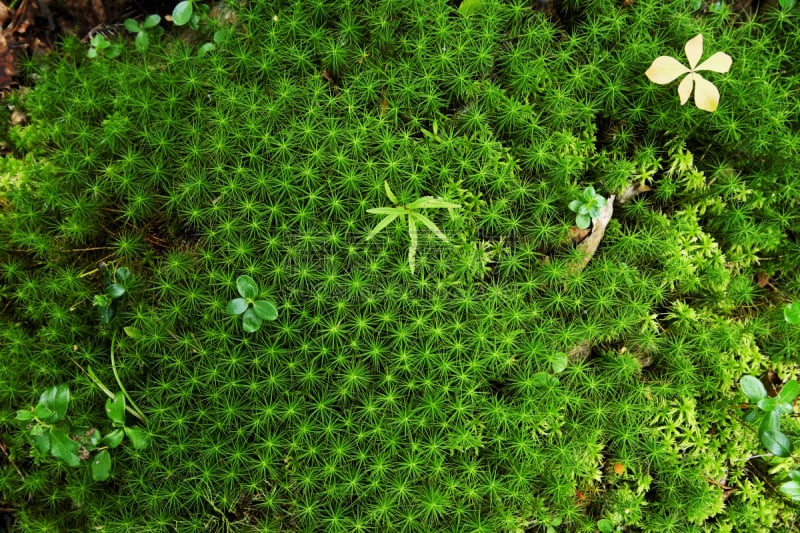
[568,187,606,230]
[226,275,279,333]
[645,34,732,112]
[124,14,162,53]
[87,34,122,59]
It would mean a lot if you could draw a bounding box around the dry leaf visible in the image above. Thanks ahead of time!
[645,34,732,112]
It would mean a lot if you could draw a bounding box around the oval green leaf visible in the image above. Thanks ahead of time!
[49,429,81,467]
[236,275,259,299]
[124,18,140,32]
[104,428,125,448]
[105,394,126,426]
[124,426,149,450]
[784,302,800,324]
[115,267,131,283]
[760,410,781,434]
[226,298,248,315]
[740,375,767,402]
[778,380,799,404]
[91,450,112,481]
[106,283,126,299]
[135,31,149,52]
[16,409,34,421]
[242,307,262,333]
[172,0,193,26]
[576,213,591,229]
[32,429,51,454]
[142,14,161,28]
[39,384,69,422]
[253,300,278,321]
[780,480,800,501]
[761,429,793,457]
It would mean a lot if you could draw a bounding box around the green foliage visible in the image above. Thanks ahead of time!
[124,15,162,53]
[15,385,148,481]
[785,303,800,324]
[225,275,278,333]
[1,0,799,530]
[569,186,606,229]
[92,264,131,324]
[87,34,121,59]
[740,375,798,457]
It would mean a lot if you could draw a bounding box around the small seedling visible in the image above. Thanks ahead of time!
[226,275,278,333]
[645,34,732,112]
[170,0,210,30]
[124,14,162,53]
[366,181,461,275]
[16,384,148,481]
[740,375,798,457]
[569,186,606,230]
[92,264,131,324]
[87,34,122,59]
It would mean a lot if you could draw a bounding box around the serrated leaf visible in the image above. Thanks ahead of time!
[740,375,767,402]
[91,450,112,481]
[142,14,161,28]
[105,394,126,426]
[762,430,793,457]
[39,384,69,422]
[237,275,259,299]
[253,300,278,321]
[785,303,800,324]
[242,307,262,333]
[172,0,193,26]
[49,429,81,467]
[124,427,149,450]
[226,298,248,315]
[104,428,125,448]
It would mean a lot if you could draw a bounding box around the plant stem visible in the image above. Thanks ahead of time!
[110,333,148,422]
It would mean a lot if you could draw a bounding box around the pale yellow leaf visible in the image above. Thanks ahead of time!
[684,34,703,70]
[645,56,689,84]
[678,73,694,105]
[693,74,720,112]
[696,51,732,73]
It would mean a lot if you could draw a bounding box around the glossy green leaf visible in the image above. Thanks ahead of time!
[253,300,278,321]
[105,394,126,426]
[458,0,483,16]
[39,384,69,422]
[758,397,776,412]
[785,303,800,324]
[568,200,583,212]
[780,480,800,501]
[226,298,248,315]
[597,519,614,533]
[31,427,51,454]
[115,267,131,283]
[16,410,34,421]
[124,427,148,450]
[236,275,259,299]
[124,18,140,32]
[743,408,757,423]
[104,428,124,448]
[242,307,262,333]
[172,0,193,26]
[49,429,81,467]
[91,450,112,481]
[778,380,799,404]
[135,31,149,52]
[789,470,800,483]
[106,283,126,299]
[142,14,161,28]
[760,410,781,434]
[106,46,122,59]
[761,429,793,457]
[740,375,767,402]
[34,404,53,420]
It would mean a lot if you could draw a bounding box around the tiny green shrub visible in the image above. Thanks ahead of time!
[225,275,278,333]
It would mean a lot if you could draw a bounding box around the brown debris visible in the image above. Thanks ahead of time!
[569,195,615,275]
[618,183,652,204]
